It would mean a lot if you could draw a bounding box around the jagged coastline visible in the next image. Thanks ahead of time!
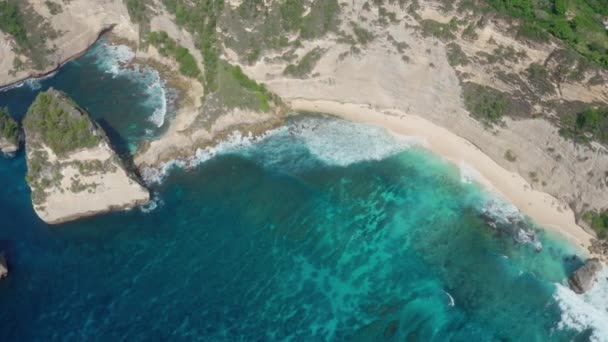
[0,24,116,92]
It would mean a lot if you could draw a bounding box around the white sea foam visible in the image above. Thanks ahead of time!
[0,81,24,92]
[140,67,169,128]
[142,117,428,184]
[142,129,284,184]
[91,43,135,76]
[294,117,425,166]
[554,273,608,342]
[458,161,486,185]
[25,78,42,90]
[480,196,523,225]
[91,42,171,128]
[443,290,455,307]
[1,70,58,92]
[140,194,164,213]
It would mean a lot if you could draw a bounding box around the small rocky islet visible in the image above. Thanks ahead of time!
[21,88,150,224]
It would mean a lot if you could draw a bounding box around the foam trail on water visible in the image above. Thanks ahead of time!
[443,290,455,307]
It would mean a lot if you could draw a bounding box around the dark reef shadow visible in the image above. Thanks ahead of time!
[95,118,146,182]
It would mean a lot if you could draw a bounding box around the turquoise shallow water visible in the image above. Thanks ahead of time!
[0,41,606,341]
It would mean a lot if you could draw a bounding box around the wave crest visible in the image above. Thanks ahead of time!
[90,42,174,129]
[292,117,425,166]
[554,271,608,341]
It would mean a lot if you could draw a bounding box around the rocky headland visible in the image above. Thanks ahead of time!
[22,88,149,224]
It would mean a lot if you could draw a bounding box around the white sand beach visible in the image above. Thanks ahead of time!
[291,99,593,252]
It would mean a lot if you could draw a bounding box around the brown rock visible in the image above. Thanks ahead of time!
[568,258,603,294]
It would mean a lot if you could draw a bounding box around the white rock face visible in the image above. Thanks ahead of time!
[29,142,150,224]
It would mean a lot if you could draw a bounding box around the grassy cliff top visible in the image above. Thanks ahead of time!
[0,107,18,145]
[23,88,100,156]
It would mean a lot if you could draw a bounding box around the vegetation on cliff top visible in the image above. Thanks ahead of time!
[161,0,224,93]
[487,0,608,68]
[283,47,324,78]
[462,82,509,124]
[24,90,100,156]
[148,31,201,78]
[583,210,608,238]
[0,0,58,69]
[560,106,608,144]
[0,107,18,146]
[0,2,27,47]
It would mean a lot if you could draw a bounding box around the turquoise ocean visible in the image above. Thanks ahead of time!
[0,40,606,341]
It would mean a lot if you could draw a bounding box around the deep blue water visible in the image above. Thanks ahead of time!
[0,41,606,341]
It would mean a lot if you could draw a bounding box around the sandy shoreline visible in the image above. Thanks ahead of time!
[290,99,593,253]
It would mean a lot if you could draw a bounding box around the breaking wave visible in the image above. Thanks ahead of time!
[141,115,426,184]
[141,129,283,184]
[291,116,425,166]
[89,41,174,129]
[554,271,608,342]
[140,194,164,214]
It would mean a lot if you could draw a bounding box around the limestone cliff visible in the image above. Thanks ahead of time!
[23,88,149,224]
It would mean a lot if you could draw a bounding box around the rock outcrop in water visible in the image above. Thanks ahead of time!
[0,254,8,279]
[0,254,7,279]
[568,258,603,294]
[23,88,150,224]
[0,108,19,156]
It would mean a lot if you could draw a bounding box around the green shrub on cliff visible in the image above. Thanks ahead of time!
[24,91,100,155]
[559,106,608,144]
[0,2,27,46]
[148,31,201,78]
[583,210,608,238]
[463,83,508,123]
[0,107,18,145]
[283,47,324,78]
[487,0,608,68]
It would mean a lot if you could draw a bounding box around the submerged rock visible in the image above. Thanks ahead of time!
[479,201,542,251]
[23,88,150,224]
[0,254,7,279]
[0,107,19,156]
[568,258,603,294]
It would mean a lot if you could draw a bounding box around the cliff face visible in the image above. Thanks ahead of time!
[0,108,19,155]
[23,88,149,224]
[0,0,135,88]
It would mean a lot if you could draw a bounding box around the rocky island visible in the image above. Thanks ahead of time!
[0,107,19,156]
[22,88,149,224]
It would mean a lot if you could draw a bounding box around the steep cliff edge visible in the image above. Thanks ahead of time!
[0,107,19,155]
[23,88,149,224]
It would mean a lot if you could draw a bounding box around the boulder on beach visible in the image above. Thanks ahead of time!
[568,258,603,294]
